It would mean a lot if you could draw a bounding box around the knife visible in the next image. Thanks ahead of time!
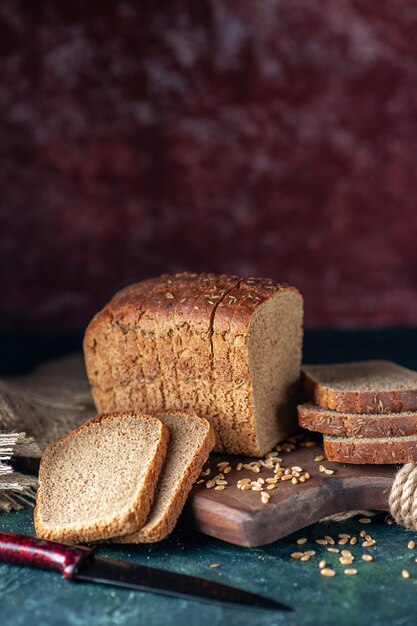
[0,532,291,611]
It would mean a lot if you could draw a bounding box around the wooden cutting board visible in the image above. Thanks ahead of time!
[186,445,395,546]
[2,355,397,547]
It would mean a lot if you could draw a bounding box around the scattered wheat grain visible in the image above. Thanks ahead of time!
[321,568,336,577]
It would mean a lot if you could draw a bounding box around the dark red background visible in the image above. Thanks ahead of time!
[2,1,417,332]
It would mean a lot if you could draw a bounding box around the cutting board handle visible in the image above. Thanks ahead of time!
[0,532,93,578]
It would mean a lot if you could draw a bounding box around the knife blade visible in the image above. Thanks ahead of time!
[0,532,291,611]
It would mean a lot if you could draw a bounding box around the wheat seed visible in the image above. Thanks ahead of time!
[297,538,307,545]
[402,570,411,579]
[321,568,336,577]
[344,569,357,576]
[266,452,280,459]
[408,540,416,550]
[362,555,373,562]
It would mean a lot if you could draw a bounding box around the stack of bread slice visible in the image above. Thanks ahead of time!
[34,411,215,543]
[297,360,417,464]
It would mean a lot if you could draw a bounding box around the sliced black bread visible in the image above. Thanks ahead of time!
[298,403,417,438]
[323,434,417,464]
[34,412,169,543]
[84,273,304,457]
[115,410,216,543]
[302,360,417,414]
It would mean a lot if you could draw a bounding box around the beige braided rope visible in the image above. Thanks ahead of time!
[389,463,417,530]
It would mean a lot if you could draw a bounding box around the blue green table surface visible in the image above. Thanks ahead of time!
[1,508,417,626]
[2,329,417,625]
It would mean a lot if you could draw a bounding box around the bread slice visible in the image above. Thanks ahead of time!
[115,411,216,543]
[298,402,417,438]
[323,435,417,465]
[34,412,169,543]
[302,361,417,414]
[83,273,303,456]
[323,434,417,464]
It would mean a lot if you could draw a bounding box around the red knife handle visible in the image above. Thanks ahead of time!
[0,532,94,578]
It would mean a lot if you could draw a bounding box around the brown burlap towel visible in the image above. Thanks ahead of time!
[0,354,95,511]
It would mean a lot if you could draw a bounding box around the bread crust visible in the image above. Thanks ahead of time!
[34,412,169,543]
[84,273,303,456]
[115,411,216,543]
[298,403,417,438]
[324,434,417,464]
[301,369,417,414]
